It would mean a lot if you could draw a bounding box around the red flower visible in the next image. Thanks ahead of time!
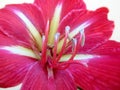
[0,0,120,90]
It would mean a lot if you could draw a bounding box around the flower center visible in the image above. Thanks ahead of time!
[39,24,85,69]
[10,8,85,70]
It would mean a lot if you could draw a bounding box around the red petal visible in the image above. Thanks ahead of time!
[21,62,76,90]
[55,70,76,90]
[0,50,36,88]
[5,4,45,33]
[0,7,30,45]
[34,0,59,20]
[0,33,29,48]
[88,40,120,55]
[80,8,114,52]
[21,63,47,90]
[69,56,120,90]
[21,63,49,90]
[60,0,86,20]
[0,4,44,45]
[34,0,86,21]
[62,8,114,53]
[58,9,87,33]
[0,25,37,88]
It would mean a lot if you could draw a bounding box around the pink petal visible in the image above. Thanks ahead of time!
[62,8,114,53]
[58,9,87,33]
[21,63,54,90]
[5,4,45,33]
[55,69,76,90]
[0,8,30,45]
[34,0,86,21]
[21,62,49,90]
[80,8,114,52]
[88,40,120,55]
[21,62,76,90]
[0,50,36,88]
[0,26,37,87]
[0,33,28,48]
[0,4,44,44]
[59,0,86,20]
[34,0,59,20]
[69,56,120,90]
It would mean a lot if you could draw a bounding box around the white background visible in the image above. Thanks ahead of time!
[0,0,120,90]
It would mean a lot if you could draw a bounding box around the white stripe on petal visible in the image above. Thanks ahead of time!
[73,54,100,67]
[69,21,91,39]
[48,3,62,46]
[60,54,97,61]
[0,46,38,59]
[13,10,42,50]
[60,54,100,67]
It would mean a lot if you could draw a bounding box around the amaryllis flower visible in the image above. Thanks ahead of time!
[0,0,120,90]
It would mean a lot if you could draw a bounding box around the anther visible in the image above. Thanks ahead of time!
[67,38,77,61]
[72,38,77,52]
[54,33,60,41]
[65,25,70,32]
[41,21,50,65]
[55,26,70,62]
[56,26,71,53]
[52,33,60,61]
[65,26,71,41]
[79,29,85,47]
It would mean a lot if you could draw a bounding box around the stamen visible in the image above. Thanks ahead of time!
[65,26,70,31]
[41,21,50,64]
[59,30,85,62]
[45,20,50,40]
[41,36,47,64]
[80,29,85,47]
[68,21,90,39]
[68,38,77,61]
[57,26,70,53]
[48,4,62,47]
[52,33,60,61]
[65,29,85,56]
[57,23,87,53]
[68,32,83,61]
[56,26,70,62]
[72,38,77,52]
